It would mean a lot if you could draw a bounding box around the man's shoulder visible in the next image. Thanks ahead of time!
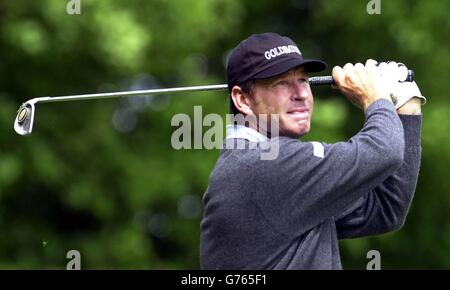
[220,137,324,168]
[273,136,325,159]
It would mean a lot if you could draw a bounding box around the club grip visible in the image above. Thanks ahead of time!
[309,70,414,86]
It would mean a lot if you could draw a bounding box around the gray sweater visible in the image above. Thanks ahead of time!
[200,99,422,269]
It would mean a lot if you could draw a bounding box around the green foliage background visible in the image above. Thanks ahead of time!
[0,0,449,269]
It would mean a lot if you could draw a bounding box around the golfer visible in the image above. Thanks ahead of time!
[200,32,425,269]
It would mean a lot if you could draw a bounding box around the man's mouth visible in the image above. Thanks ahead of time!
[287,108,309,120]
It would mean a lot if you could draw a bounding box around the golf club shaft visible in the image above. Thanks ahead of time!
[30,70,414,104]
[34,84,229,104]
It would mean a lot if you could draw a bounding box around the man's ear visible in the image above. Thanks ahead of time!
[231,86,254,115]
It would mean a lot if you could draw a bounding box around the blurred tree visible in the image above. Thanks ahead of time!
[0,0,448,269]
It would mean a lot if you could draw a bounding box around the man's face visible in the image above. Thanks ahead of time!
[248,67,313,138]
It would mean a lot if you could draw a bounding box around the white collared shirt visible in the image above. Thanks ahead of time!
[225,125,268,142]
[225,124,324,158]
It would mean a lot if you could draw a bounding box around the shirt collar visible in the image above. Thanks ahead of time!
[225,124,268,142]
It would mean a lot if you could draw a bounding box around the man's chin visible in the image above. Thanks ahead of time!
[279,127,310,138]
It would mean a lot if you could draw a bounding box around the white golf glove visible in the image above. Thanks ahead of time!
[391,80,426,109]
[378,61,427,109]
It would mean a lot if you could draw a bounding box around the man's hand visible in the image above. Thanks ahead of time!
[332,59,392,112]
[391,80,425,115]
[380,62,426,114]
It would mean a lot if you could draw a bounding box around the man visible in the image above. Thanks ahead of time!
[200,32,425,269]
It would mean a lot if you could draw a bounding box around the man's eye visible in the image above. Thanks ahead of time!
[299,78,309,84]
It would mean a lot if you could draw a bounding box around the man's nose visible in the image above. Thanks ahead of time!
[292,81,309,101]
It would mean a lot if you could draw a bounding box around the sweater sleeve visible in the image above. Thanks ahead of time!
[335,114,422,239]
[252,99,405,237]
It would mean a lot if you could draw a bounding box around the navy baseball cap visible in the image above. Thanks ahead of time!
[227,32,327,91]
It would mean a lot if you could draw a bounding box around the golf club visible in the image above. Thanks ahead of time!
[14,70,414,136]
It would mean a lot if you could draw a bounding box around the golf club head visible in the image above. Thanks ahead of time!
[14,101,36,136]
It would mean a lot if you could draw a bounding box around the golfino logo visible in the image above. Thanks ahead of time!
[264,45,301,60]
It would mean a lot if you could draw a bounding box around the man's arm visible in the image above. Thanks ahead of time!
[251,60,422,236]
[336,97,422,238]
[251,61,412,237]
[252,99,405,237]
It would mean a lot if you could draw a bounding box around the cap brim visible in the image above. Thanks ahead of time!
[252,58,327,80]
